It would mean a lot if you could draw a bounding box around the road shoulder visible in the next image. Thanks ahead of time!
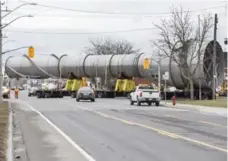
[162,102,227,117]
[11,101,88,161]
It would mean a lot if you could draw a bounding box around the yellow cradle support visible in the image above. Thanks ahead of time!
[71,79,83,91]
[115,79,135,92]
[65,78,86,91]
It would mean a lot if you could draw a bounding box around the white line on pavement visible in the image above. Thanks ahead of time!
[17,100,96,161]
[62,101,227,153]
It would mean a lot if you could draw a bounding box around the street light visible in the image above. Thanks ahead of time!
[2,40,16,46]
[2,2,36,19]
[2,15,33,29]
[2,46,30,55]
[0,1,34,101]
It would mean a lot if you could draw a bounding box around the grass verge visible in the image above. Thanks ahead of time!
[0,101,9,161]
[167,97,227,108]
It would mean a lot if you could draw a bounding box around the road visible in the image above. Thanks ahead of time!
[11,91,227,161]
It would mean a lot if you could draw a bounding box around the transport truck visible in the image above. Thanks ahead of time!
[5,41,226,100]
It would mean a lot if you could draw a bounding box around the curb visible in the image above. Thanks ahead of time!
[161,102,225,109]
[162,102,227,117]
[7,101,13,161]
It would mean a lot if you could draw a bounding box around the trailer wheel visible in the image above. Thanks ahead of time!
[45,93,50,98]
[71,92,76,98]
[37,92,41,99]
[126,93,131,99]
[137,101,141,106]
[155,102,160,106]
[97,92,104,98]
[59,93,63,98]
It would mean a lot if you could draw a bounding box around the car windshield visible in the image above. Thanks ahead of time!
[138,86,154,90]
[79,87,93,92]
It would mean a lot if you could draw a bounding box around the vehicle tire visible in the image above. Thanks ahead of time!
[37,92,41,99]
[76,99,80,102]
[137,100,141,106]
[45,93,50,98]
[28,93,31,97]
[148,102,152,106]
[97,92,104,98]
[71,92,76,98]
[156,102,160,106]
[91,99,95,102]
[126,93,131,99]
[130,97,134,105]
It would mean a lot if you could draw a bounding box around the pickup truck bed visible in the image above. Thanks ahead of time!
[130,86,160,106]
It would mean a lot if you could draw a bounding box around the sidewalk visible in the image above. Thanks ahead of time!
[0,101,9,161]
[161,102,227,117]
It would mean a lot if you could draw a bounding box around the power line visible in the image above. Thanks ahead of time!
[5,27,158,35]
[35,4,226,15]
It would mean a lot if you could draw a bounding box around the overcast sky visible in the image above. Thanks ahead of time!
[2,0,227,62]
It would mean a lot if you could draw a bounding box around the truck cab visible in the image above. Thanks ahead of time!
[130,84,160,106]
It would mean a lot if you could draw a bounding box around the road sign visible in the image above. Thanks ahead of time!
[28,46,35,58]
[143,58,150,69]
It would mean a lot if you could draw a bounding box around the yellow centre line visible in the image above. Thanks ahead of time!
[199,121,227,128]
[62,102,227,153]
[166,114,227,128]
[94,111,227,153]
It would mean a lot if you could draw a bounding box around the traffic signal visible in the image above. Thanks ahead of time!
[143,58,150,70]
[28,46,35,58]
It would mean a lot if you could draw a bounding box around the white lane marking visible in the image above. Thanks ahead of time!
[63,102,228,153]
[17,100,96,161]
[199,111,227,118]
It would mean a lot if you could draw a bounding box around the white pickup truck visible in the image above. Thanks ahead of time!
[130,85,160,106]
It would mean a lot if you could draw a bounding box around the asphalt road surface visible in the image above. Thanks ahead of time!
[11,91,227,161]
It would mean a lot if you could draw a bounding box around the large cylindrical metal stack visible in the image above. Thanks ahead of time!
[58,53,152,78]
[148,41,225,89]
[4,41,225,89]
[5,54,60,78]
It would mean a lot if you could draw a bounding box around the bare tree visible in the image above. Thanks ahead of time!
[85,38,141,55]
[153,6,213,99]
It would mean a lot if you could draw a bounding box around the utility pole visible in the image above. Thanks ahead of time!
[0,1,34,102]
[198,14,202,100]
[165,79,167,104]
[212,13,218,100]
[0,0,3,102]
[158,59,161,93]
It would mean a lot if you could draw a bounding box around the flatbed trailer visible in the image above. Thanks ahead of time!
[160,89,213,100]
[36,90,63,98]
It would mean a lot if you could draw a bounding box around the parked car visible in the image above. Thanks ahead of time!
[130,85,160,106]
[2,87,9,99]
[76,87,95,102]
